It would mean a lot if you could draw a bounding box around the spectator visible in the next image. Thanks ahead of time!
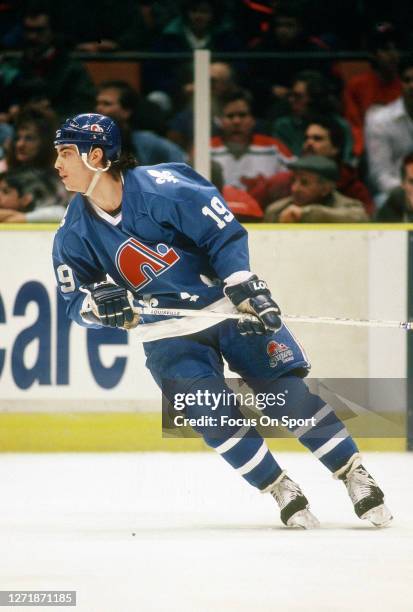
[167,62,239,152]
[131,2,180,50]
[6,106,68,210]
[271,71,354,161]
[250,2,331,117]
[2,1,95,119]
[343,22,402,156]
[0,168,66,223]
[97,79,167,136]
[365,54,413,206]
[146,0,241,96]
[95,81,186,165]
[264,155,368,222]
[303,117,374,215]
[210,89,293,203]
[252,116,374,214]
[154,0,239,52]
[6,106,56,171]
[376,153,413,222]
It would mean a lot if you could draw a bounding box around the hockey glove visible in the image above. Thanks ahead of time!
[81,281,139,329]
[224,275,282,335]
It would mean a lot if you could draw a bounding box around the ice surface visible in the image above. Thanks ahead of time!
[0,452,411,612]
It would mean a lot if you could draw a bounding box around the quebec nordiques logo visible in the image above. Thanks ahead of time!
[116,237,180,291]
[267,340,294,368]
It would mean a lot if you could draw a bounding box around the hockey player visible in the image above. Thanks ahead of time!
[52,113,392,529]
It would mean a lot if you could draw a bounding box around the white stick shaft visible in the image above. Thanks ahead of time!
[282,314,411,330]
[134,307,412,330]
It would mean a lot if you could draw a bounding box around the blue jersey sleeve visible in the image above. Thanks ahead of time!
[141,164,250,279]
[53,229,105,328]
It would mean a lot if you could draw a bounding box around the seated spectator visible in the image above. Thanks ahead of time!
[250,2,331,117]
[146,0,241,96]
[6,106,55,170]
[97,79,167,136]
[95,81,186,165]
[376,153,413,222]
[156,0,238,52]
[0,169,66,223]
[303,117,374,215]
[343,22,402,156]
[264,155,368,223]
[6,106,68,210]
[365,54,413,206]
[210,89,293,204]
[3,2,95,119]
[249,116,374,215]
[271,70,354,161]
[168,62,239,152]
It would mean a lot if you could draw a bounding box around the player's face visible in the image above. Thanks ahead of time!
[291,170,331,205]
[0,180,20,210]
[403,163,413,210]
[54,145,91,193]
[221,100,255,143]
[303,125,338,158]
[14,125,41,163]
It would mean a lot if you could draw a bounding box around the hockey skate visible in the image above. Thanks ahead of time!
[335,453,393,528]
[265,472,320,529]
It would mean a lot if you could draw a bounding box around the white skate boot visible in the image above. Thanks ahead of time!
[334,453,393,527]
[265,471,320,529]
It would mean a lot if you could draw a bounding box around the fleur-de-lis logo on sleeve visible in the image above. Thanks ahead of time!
[147,169,179,184]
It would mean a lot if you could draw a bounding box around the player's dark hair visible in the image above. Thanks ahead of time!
[305,114,345,160]
[401,152,413,179]
[92,147,138,177]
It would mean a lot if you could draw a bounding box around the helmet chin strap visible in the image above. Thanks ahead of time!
[80,151,111,198]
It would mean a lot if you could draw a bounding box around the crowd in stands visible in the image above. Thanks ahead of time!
[1,0,413,223]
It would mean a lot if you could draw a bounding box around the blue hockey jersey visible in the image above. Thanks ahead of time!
[52,163,251,340]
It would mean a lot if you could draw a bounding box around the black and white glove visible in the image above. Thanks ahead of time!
[81,281,139,329]
[224,275,282,335]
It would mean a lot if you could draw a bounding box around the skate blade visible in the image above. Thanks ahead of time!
[286,509,320,529]
[361,504,393,528]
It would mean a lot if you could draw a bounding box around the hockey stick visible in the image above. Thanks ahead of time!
[133,306,413,330]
